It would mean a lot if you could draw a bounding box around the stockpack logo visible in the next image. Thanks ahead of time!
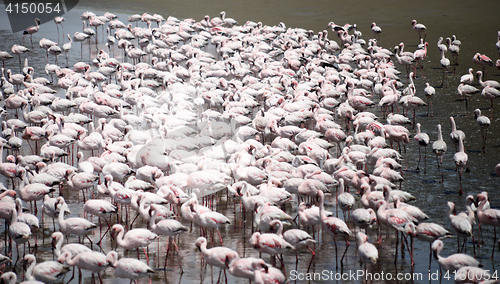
[4,0,80,33]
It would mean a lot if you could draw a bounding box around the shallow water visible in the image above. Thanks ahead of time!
[0,0,500,283]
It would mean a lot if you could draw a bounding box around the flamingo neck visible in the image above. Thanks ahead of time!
[437,125,443,141]
[54,235,63,257]
[25,257,36,281]
[114,226,126,247]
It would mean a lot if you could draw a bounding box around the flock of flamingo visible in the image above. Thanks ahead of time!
[0,8,499,284]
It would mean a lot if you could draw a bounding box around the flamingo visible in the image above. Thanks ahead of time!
[480,86,500,119]
[62,34,72,67]
[190,194,230,245]
[111,256,156,283]
[23,18,41,47]
[432,124,447,181]
[413,42,428,77]
[414,123,430,172]
[356,232,378,271]
[14,198,39,230]
[472,53,494,79]
[405,222,452,268]
[411,20,426,41]
[449,116,466,151]
[453,136,468,195]
[195,236,239,283]
[24,254,71,283]
[447,196,476,254]
[11,44,30,72]
[249,219,294,268]
[57,250,116,283]
[110,224,158,265]
[251,258,286,284]
[1,271,42,284]
[457,83,480,109]
[446,37,460,65]
[54,16,65,43]
[455,267,493,284]
[73,31,90,58]
[422,82,435,116]
[376,199,416,262]
[317,190,352,268]
[56,197,97,243]
[51,232,91,258]
[337,178,355,221]
[83,198,117,244]
[371,22,382,40]
[431,239,479,273]
[283,227,316,271]
[476,193,500,258]
[0,50,13,68]
[226,257,267,280]
[476,70,500,89]
[8,206,31,262]
[474,108,490,152]
[440,48,450,86]
[351,208,377,231]
[460,68,474,85]
[150,204,188,271]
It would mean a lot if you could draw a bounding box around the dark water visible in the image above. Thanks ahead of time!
[0,0,500,283]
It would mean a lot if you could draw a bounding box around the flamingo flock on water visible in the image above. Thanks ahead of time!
[0,8,499,284]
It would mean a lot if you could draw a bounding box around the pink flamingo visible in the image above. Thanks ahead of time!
[476,193,500,258]
[283,227,316,271]
[251,259,286,284]
[474,109,490,152]
[22,18,41,47]
[111,256,156,283]
[8,206,31,264]
[318,190,352,268]
[56,197,97,245]
[480,86,500,119]
[472,53,494,79]
[405,222,452,268]
[453,136,468,195]
[225,257,261,280]
[249,220,293,268]
[431,239,479,274]
[83,199,117,245]
[413,42,428,77]
[24,254,70,283]
[432,124,447,182]
[411,20,426,41]
[376,200,416,262]
[371,22,382,40]
[337,178,355,221]
[351,208,377,231]
[51,232,91,258]
[446,37,460,65]
[414,123,430,172]
[58,250,116,283]
[190,195,230,245]
[1,272,40,284]
[476,70,500,88]
[110,224,158,265]
[449,116,466,151]
[150,204,187,271]
[356,232,378,273]
[440,48,451,86]
[460,68,474,85]
[195,236,239,283]
[447,196,476,255]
